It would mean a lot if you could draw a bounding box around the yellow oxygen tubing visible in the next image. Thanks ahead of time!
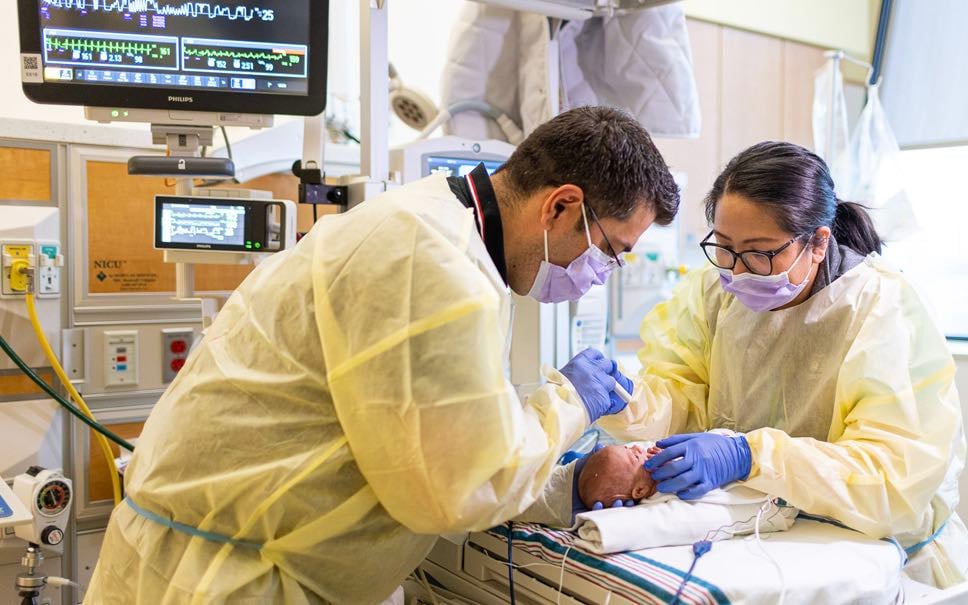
[23,281,124,506]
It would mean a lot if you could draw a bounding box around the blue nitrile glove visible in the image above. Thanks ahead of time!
[559,349,629,423]
[571,445,635,516]
[644,433,752,500]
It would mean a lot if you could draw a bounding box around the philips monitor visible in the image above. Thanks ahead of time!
[390,136,516,184]
[155,195,295,253]
[426,156,504,178]
[18,1,328,116]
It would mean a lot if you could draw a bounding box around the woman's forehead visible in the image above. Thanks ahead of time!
[714,193,791,242]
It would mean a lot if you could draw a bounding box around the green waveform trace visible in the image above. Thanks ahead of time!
[183,47,301,66]
[46,36,173,58]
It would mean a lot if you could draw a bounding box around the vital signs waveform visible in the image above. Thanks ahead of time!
[47,37,170,55]
[166,207,241,242]
[43,25,180,68]
[183,47,301,66]
[42,0,276,23]
[169,224,233,240]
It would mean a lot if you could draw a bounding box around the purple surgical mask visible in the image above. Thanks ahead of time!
[719,244,811,312]
[527,204,615,304]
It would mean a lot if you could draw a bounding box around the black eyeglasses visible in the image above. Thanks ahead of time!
[586,204,626,269]
[700,230,809,276]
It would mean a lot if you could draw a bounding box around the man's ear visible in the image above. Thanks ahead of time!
[539,184,585,230]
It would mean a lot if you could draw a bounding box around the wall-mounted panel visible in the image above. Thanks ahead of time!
[782,41,827,149]
[721,28,784,162]
[653,19,722,265]
[86,160,253,295]
[88,420,143,503]
[72,405,151,520]
[0,369,54,400]
[0,147,51,201]
[684,0,878,59]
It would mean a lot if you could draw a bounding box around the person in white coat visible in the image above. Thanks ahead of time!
[85,106,680,604]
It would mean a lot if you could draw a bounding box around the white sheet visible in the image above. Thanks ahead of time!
[462,518,905,604]
[573,484,798,554]
[634,520,905,605]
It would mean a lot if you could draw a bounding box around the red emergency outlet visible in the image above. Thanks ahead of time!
[171,358,186,372]
[170,340,188,354]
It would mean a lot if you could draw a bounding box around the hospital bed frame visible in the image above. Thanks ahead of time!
[422,534,622,605]
[419,531,968,605]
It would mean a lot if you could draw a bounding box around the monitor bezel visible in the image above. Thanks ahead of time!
[422,153,508,178]
[155,195,276,253]
[18,0,328,116]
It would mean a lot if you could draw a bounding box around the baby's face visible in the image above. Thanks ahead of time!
[577,444,659,509]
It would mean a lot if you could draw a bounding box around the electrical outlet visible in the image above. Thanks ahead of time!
[37,265,58,295]
[1,241,34,296]
[162,328,194,383]
[36,242,62,298]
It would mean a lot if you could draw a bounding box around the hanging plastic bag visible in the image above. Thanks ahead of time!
[812,58,852,192]
[814,55,918,243]
[845,84,919,241]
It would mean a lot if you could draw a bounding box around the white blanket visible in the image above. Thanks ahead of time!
[573,484,798,554]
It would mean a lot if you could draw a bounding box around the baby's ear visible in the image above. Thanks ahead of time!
[631,484,649,500]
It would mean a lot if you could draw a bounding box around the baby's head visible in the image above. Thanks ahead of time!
[578,444,658,510]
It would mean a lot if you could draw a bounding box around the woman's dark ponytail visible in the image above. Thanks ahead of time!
[705,142,883,257]
[833,200,882,255]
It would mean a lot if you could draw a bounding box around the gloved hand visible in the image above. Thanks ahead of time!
[591,499,636,510]
[571,445,635,516]
[559,349,631,423]
[609,363,634,402]
[644,433,752,500]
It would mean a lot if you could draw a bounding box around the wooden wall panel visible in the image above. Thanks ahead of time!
[87,161,177,295]
[720,28,784,162]
[88,421,143,502]
[651,20,829,267]
[673,23,826,207]
[86,165,340,297]
[614,21,831,354]
[782,41,827,149]
[0,148,51,201]
[86,162,275,295]
[0,369,54,398]
[653,19,722,248]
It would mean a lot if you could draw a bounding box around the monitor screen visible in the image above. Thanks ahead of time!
[426,156,504,178]
[159,201,246,248]
[18,1,327,115]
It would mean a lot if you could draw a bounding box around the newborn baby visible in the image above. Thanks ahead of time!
[578,443,660,510]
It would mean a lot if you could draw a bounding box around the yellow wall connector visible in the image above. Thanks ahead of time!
[10,259,33,293]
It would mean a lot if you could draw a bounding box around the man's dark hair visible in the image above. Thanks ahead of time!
[499,106,679,226]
